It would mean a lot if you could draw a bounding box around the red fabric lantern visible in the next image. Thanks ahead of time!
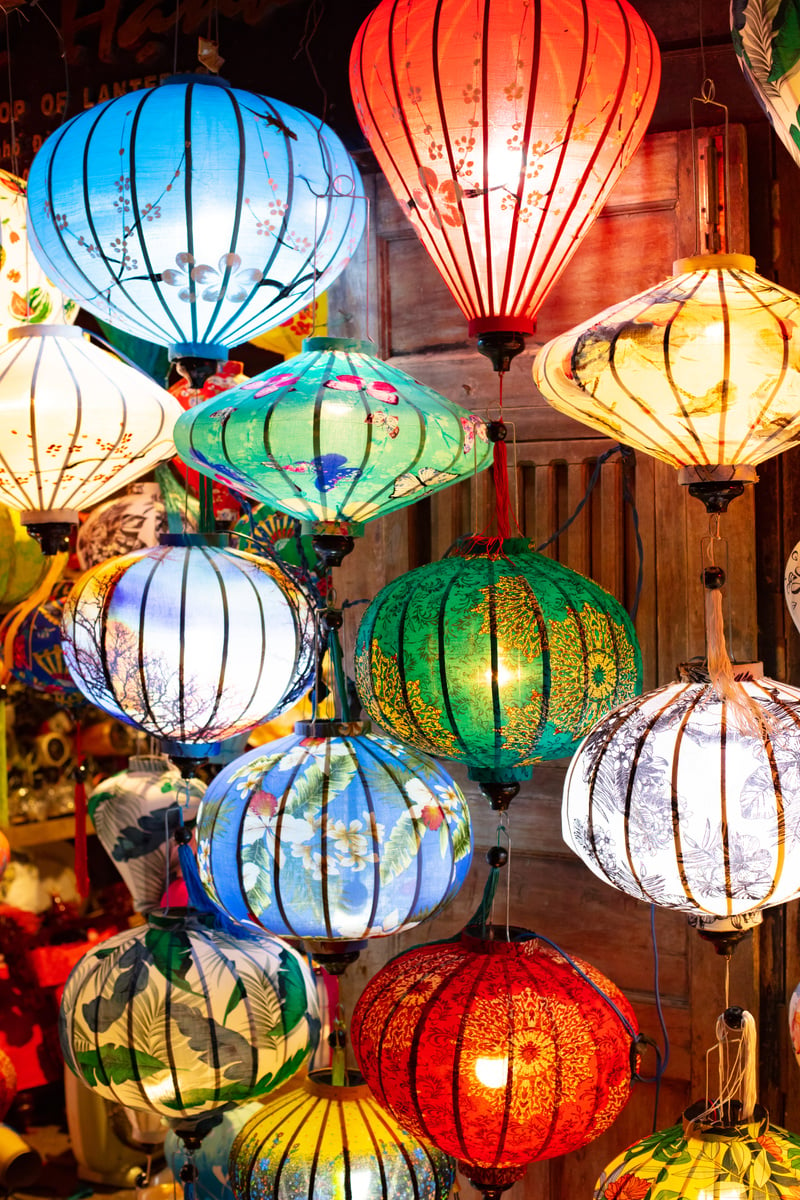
[350,0,660,368]
[351,929,637,1196]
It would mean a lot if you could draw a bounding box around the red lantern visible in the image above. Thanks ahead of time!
[351,929,636,1197]
[350,0,660,370]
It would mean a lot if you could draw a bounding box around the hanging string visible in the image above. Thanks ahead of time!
[648,905,671,1131]
[329,1003,347,1086]
[3,8,18,179]
[694,1007,758,1130]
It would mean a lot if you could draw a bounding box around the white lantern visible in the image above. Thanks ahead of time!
[0,168,77,333]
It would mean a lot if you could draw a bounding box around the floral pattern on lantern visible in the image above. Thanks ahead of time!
[0,168,77,332]
[61,538,316,756]
[89,757,206,913]
[27,76,365,357]
[563,673,800,919]
[230,1071,455,1200]
[350,0,659,340]
[355,536,641,786]
[174,337,491,534]
[196,722,472,955]
[351,929,636,1193]
[59,909,320,1122]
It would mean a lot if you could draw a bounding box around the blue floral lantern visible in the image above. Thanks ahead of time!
[196,720,473,969]
[27,76,366,359]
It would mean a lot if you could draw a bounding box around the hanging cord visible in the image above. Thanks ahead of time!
[72,724,89,901]
[690,1006,758,1131]
[329,1003,347,1086]
[536,445,623,553]
[325,613,350,723]
[2,5,19,178]
[27,0,69,123]
[647,905,671,1130]
[485,372,523,539]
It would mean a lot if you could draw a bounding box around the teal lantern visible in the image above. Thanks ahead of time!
[173,337,491,550]
[355,535,642,809]
[196,720,472,971]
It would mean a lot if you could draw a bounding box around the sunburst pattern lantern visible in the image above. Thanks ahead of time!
[350,0,659,369]
[27,76,365,359]
[355,535,641,808]
[230,1071,456,1200]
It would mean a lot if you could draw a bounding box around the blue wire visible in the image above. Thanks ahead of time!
[651,904,670,1073]
[530,930,638,1041]
[534,445,622,554]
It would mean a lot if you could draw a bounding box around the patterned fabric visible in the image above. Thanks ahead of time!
[595,1108,800,1198]
[166,1100,264,1200]
[0,167,76,336]
[563,676,800,918]
[355,536,641,784]
[0,581,83,700]
[196,725,472,948]
[59,909,320,1123]
[230,1072,455,1200]
[350,0,659,338]
[174,338,491,532]
[89,758,206,912]
[61,541,316,753]
[350,931,636,1186]
[77,484,196,571]
[732,0,800,170]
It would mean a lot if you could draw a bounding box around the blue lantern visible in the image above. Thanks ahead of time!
[27,76,366,359]
[196,720,473,967]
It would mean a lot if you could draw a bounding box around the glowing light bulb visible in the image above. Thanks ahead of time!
[474,1056,509,1089]
[484,656,517,689]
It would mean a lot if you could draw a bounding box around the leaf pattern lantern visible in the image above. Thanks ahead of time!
[59,909,320,1127]
[174,337,491,539]
[351,928,637,1197]
[594,1105,800,1199]
[229,1070,455,1200]
[732,0,800,172]
[563,670,800,931]
[355,535,641,808]
[0,167,77,335]
[27,76,365,359]
[60,536,317,760]
[196,720,472,968]
[89,756,206,913]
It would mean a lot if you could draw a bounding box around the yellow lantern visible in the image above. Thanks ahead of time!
[534,253,800,510]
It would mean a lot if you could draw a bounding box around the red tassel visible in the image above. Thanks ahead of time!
[74,723,89,901]
[493,437,511,539]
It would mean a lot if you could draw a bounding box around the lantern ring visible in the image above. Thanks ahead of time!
[630,1031,664,1085]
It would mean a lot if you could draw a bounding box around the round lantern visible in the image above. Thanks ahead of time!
[0,168,76,333]
[0,580,83,701]
[196,720,472,966]
[534,254,800,509]
[355,535,641,808]
[61,536,317,759]
[351,929,637,1195]
[59,908,320,1126]
[595,1104,800,1199]
[174,337,491,542]
[165,1100,263,1200]
[0,325,181,552]
[350,0,660,369]
[563,670,800,929]
[77,484,196,571]
[230,1070,456,1200]
[0,506,45,610]
[89,756,206,913]
[27,76,366,359]
[732,0,800,173]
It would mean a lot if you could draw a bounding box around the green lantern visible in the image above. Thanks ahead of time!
[355,536,642,809]
[173,338,491,563]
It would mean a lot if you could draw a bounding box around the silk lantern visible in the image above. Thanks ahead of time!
[0,506,45,611]
[89,757,206,913]
[355,534,641,809]
[60,536,316,760]
[0,325,181,552]
[76,484,196,571]
[0,168,76,332]
[732,0,800,172]
[174,337,491,554]
[170,361,248,524]
[165,1101,264,1200]
[350,0,660,369]
[0,580,83,701]
[27,75,365,360]
[563,669,800,942]
[196,720,472,969]
[230,1071,456,1200]
[351,928,637,1197]
[59,908,320,1127]
[534,253,800,510]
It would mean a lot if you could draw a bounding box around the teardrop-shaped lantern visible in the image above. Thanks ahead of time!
[59,909,320,1125]
[351,928,637,1197]
[89,757,206,913]
[0,326,181,552]
[355,535,641,809]
[196,720,472,969]
[0,168,76,332]
[350,0,660,369]
[230,1071,456,1200]
[174,337,491,541]
[534,253,800,509]
[563,667,800,938]
[27,76,366,360]
[60,536,316,760]
[732,0,800,172]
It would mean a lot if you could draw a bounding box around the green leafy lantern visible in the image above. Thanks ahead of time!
[355,536,642,809]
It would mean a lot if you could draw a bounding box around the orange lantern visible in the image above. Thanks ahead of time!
[350,0,660,370]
